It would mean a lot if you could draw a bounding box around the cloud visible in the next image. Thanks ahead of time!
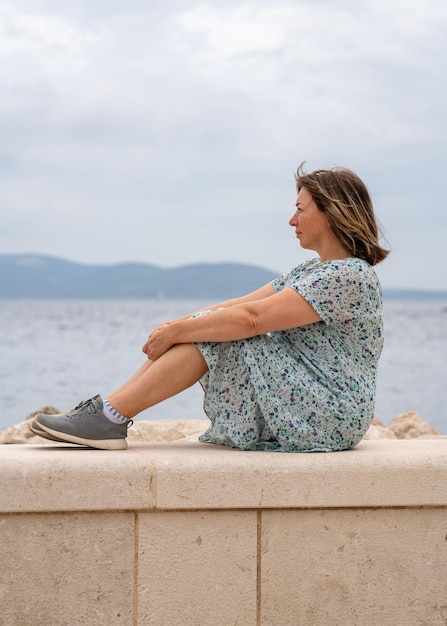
[177,5,290,58]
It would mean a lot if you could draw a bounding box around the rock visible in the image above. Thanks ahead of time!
[127,419,208,442]
[363,417,397,440]
[0,422,40,445]
[0,406,61,444]
[25,406,61,421]
[387,412,439,439]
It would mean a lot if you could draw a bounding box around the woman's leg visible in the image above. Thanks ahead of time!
[109,359,154,395]
[33,343,208,449]
[107,343,208,418]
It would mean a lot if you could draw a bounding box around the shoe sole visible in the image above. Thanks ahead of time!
[29,421,66,442]
[35,419,127,450]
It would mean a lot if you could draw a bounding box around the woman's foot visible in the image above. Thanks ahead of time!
[34,395,132,450]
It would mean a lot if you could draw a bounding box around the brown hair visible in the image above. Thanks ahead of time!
[295,163,390,265]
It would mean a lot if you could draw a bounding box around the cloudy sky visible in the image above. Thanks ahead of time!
[1,0,446,290]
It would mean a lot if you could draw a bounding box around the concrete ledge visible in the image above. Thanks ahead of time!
[148,438,447,510]
[2,439,447,625]
[1,439,447,512]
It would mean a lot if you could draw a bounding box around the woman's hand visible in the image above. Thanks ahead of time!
[142,322,177,361]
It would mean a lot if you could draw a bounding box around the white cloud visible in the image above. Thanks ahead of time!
[0,14,96,54]
[177,5,290,58]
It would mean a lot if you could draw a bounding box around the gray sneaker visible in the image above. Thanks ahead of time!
[29,419,66,442]
[35,395,131,450]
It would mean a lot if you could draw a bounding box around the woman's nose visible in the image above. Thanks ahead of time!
[289,211,298,226]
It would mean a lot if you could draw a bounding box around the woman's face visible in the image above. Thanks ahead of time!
[289,187,332,253]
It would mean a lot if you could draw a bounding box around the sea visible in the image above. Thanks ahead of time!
[0,298,446,434]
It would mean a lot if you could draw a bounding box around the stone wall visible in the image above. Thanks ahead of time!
[1,436,447,625]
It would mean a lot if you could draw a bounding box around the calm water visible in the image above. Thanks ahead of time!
[0,298,446,433]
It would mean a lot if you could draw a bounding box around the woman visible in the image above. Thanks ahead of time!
[33,164,389,452]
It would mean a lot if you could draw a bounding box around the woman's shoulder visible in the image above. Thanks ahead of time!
[291,257,382,295]
[319,257,368,270]
[315,257,378,279]
[291,256,370,271]
[296,258,383,322]
[273,257,380,292]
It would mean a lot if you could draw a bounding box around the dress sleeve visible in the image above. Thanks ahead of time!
[270,260,315,293]
[270,270,291,292]
[289,260,378,325]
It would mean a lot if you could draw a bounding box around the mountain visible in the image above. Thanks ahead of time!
[0,254,279,299]
[0,254,446,300]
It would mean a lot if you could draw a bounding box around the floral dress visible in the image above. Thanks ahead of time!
[195,257,384,452]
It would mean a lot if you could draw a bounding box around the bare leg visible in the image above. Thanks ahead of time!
[107,343,208,418]
[109,359,154,396]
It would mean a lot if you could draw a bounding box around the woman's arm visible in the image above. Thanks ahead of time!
[144,287,321,360]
